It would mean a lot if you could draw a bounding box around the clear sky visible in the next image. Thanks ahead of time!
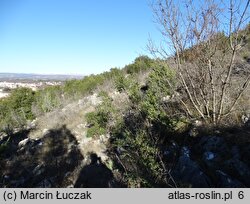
[0,0,161,75]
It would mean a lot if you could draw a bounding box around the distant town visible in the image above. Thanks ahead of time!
[0,73,84,99]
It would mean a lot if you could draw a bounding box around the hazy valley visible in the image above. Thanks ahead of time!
[0,73,83,99]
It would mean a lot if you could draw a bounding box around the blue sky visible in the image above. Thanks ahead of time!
[0,0,161,75]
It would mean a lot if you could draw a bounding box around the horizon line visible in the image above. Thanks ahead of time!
[0,72,85,76]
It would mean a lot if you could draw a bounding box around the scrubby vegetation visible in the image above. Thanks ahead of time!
[124,55,155,74]
[0,88,35,134]
[0,56,155,135]
[0,0,250,188]
[86,92,116,138]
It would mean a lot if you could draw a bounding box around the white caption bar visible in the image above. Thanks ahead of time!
[0,188,248,204]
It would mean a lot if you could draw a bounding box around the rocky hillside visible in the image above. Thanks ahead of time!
[0,87,250,187]
[0,93,122,187]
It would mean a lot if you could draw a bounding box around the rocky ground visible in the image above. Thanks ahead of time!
[164,132,250,187]
[0,92,250,187]
[0,93,122,187]
[28,93,109,162]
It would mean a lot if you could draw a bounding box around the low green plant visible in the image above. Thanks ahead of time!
[0,88,35,134]
[114,74,129,93]
[86,92,116,138]
[125,56,154,74]
[112,126,165,187]
[34,85,63,114]
[109,63,180,187]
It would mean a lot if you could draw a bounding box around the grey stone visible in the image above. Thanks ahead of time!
[18,138,30,148]
[42,129,49,135]
[199,136,230,157]
[116,147,126,155]
[241,114,249,124]
[26,119,36,129]
[32,164,45,176]
[201,151,221,171]
[3,175,10,182]
[38,141,43,146]
[181,146,190,158]
[216,170,245,188]
[231,146,241,160]
[172,153,211,187]
[188,127,199,137]
[204,151,215,160]
[223,158,250,186]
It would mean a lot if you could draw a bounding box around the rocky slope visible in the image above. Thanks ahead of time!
[0,92,250,188]
[0,93,122,187]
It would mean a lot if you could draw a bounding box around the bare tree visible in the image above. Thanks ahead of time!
[149,0,250,125]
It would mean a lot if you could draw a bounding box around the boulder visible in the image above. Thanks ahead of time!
[26,119,37,130]
[32,164,45,177]
[172,147,211,187]
[198,136,230,158]
[215,170,245,187]
[18,138,30,148]
[42,129,49,135]
[202,151,222,170]
[223,158,250,187]
[231,146,241,160]
[204,151,215,160]
[0,134,8,144]
[188,127,199,137]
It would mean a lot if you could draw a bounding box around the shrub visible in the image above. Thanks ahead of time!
[85,111,106,138]
[63,74,105,98]
[103,68,122,80]
[125,56,154,74]
[111,122,165,187]
[8,88,35,120]
[86,92,116,138]
[0,88,35,134]
[33,85,63,114]
[114,74,130,93]
[109,64,177,187]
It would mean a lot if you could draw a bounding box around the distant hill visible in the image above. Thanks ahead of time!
[0,73,84,81]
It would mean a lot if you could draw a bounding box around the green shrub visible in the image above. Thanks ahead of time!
[147,63,176,95]
[103,67,122,80]
[111,125,165,187]
[8,88,35,120]
[34,85,63,114]
[109,63,179,187]
[114,74,130,93]
[140,64,175,121]
[0,88,35,134]
[86,92,116,138]
[125,56,154,74]
[85,114,106,138]
[63,74,106,98]
[127,82,142,105]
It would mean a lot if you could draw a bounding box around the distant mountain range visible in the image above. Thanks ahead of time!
[0,73,84,81]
